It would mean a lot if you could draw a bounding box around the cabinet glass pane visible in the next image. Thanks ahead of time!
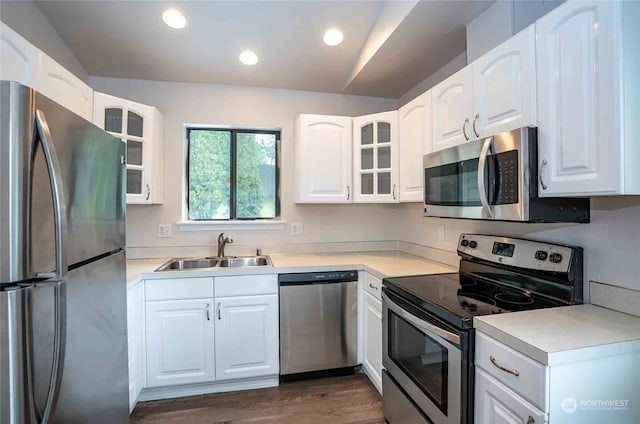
[105,108,123,133]
[361,123,373,145]
[126,169,142,195]
[378,122,391,143]
[127,140,143,166]
[361,148,374,170]
[378,146,390,169]
[127,111,144,137]
[378,172,391,194]
[361,173,374,195]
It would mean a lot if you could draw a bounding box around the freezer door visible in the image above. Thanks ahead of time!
[31,250,129,423]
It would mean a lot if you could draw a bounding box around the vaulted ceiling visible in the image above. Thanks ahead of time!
[35,0,493,98]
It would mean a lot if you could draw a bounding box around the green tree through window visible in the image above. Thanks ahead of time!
[188,128,279,220]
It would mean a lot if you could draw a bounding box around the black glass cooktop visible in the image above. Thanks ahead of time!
[383,272,567,330]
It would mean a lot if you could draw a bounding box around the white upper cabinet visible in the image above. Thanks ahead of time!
[472,25,537,137]
[431,67,474,151]
[0,22,41,89]
[214,294,279,381]
[295,114,353,203]
[94,92,165,204]
[353,111,399,203]
[536,0,640,196]
[0,21,93,121]
[398,91,431,203]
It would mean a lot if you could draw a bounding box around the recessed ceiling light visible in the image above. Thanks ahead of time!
[162,9,187,29]
[323,28,344,46]
[239,50,259,66]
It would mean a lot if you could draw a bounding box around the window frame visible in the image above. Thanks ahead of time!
[185,126,281,222]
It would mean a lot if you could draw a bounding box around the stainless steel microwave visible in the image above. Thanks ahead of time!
[423,127,590,222]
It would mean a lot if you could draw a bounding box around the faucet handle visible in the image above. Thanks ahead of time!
[256,248,262,256]
[227,237,234,244]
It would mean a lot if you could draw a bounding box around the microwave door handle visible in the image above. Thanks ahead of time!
[478,137,493,219]
[33,110,68,279]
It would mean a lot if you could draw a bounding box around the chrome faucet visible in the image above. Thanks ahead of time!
[217,233,233,257]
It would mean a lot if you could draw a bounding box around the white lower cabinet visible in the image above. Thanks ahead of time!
[126,280,145,411]
[475,368,546,424]
[363,291,383,393]
[215,294,279,380]
[145,299,215,387]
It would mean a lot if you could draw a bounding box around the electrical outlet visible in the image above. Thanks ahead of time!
[158,224,172,238]
[290,222,303,236]
[437,224,445,241]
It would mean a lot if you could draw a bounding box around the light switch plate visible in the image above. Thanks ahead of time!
[290,222,303,236]
[158,224,172,238]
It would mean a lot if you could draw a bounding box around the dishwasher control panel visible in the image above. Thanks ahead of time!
[278,270,358,284]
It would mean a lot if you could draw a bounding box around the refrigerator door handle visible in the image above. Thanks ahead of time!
[33,110,68,279]
[33,280,67,424]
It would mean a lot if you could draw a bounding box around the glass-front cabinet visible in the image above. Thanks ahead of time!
[93,92,165,204]
[352,111,399,203]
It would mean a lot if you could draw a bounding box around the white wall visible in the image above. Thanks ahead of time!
[396,198,640,295]
[0,0,89,82]
[90,76,402,257]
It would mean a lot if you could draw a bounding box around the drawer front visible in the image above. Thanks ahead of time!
[364,273,382,299]
[476,331,547,411]
[215,274,278,297]
[145,277,214,301]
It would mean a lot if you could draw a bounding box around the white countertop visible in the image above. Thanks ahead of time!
[125,251,456,284]
[474,304,640,365]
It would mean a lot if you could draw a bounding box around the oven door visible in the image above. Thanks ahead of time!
[382,291,462,424]
[423,128,531,221]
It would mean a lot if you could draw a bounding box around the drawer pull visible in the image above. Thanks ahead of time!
[368,283,378,290]
[490,355,520,377]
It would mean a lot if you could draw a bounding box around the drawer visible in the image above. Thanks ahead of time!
[476,331,548,411]
[145,277,213,301]
[364,273,382,299]
[215,274,277,297]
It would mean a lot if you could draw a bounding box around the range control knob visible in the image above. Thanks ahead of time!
[535,250,548,261]
[468,240,478,249]
[461,239,469,247]
[549,253,563,264]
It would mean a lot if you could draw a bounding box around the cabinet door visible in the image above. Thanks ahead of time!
[295,114,352,203]
[399,91,431,202]
[353,110,399,203]
[215,295,279,381]
[363,292,383,394]
[145,299,214,387]
[472,25,536,137]
[432,67,473,151]
[94,92,159,204]
[0,22,41,89]
[39,53,93,121]
[475,368,546,424]
[536,0,621,196]
[127,282,145,411]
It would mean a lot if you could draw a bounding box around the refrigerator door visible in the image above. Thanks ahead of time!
[0,81,125,283]
[31,250,128,423]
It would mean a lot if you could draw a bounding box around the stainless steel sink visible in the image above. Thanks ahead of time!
[156,255,272,271]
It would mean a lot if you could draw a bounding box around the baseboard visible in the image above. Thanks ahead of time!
[361,364,382,395]
[136,376,279,402]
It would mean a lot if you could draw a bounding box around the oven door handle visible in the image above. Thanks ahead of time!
[383,292,461,346]
[478,136,494,219]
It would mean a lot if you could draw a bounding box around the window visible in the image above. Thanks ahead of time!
[187,127,280,220]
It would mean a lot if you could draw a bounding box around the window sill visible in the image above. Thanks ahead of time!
[176,220,287,231]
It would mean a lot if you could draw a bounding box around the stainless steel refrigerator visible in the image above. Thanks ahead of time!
[0,81,129,423]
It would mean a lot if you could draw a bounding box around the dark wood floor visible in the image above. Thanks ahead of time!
[131,374,384,424]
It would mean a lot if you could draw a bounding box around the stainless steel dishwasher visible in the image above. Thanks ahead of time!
[279,271,358,380]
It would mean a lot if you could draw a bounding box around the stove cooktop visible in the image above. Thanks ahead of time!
[383,272,567,330]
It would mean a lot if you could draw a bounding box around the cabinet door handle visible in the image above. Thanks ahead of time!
[462,118,470,140]
[527,416,535,424]
[368,283,378,290]
[472,113,480,138]
[539,160,548,191]
[392,184,396,200]
[217,302,222,320]
[145,184,151,201]
[490,355,520,377]
[347,185,350,200]
[205,303,210,321]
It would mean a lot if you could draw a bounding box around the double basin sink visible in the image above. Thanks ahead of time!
[156,255,272,271]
